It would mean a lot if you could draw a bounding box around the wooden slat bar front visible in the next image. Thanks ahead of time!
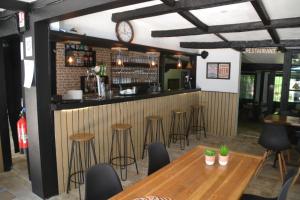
[53,91,239,193]
[111,145,262,200]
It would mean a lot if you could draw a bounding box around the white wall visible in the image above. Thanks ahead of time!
[196,49,241,93]
[58,11,198,53]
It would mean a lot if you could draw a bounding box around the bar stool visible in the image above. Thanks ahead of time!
[142,115,166,159]
[66,133,97,199]
[187,104,207,140]
[109,123,139,181]
[168,110,188,150]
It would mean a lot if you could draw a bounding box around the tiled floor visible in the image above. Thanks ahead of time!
[0,134,299,200]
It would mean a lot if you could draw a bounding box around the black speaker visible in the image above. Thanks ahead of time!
[200,51,209,59]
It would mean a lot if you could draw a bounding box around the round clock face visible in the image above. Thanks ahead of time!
[116,21,134,43]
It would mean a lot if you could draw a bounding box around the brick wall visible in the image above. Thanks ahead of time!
[56,42,111,95]
[56,42,157,95]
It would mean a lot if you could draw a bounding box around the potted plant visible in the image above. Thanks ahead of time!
[218,145,230,166]
[204,149,216,165]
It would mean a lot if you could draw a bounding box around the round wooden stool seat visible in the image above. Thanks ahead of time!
[112,123,132,131]
[69,133,95,142]
[173,110,186,114]
[147,115,162,121]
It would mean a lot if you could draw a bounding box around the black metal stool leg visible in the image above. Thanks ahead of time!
[67,141,75,193]
[129,129,139,174]
[142,120,150,159]
[109,131,116,164]
[91,140,98,164]
[160,119,166,147]
[200,107,207,138]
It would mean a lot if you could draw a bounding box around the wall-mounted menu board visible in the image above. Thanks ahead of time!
[206,62,231,80]
[65,43,96,67]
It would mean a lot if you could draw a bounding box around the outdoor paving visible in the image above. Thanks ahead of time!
[0,133,299,200]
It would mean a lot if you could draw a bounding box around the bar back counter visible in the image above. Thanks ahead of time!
[52,89,238,193]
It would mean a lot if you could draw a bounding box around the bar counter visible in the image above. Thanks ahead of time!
[51,89,201,110]
[52,89,239,194]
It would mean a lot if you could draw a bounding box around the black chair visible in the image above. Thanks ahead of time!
[85,164,123,200]
[148,142,170,175]
[241,169,297,200]
[256,123,291,182]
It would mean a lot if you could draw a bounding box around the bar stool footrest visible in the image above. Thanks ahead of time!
[110,156,137,167]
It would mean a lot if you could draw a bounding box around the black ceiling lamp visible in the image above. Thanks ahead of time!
[200,51,209,59]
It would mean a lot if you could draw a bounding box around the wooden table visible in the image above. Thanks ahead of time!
[111,145,262,200]
[264,114,300,127]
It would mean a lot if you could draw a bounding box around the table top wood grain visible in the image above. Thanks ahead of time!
[111,145,262,200]
[264,114,300,127]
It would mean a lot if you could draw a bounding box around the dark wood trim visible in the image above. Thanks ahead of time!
[151,17,300,37]
[242,63,283,71]
[180,40,300,49]
[24,21,58,198]
[161,0,175,7]
[0,16,19,38]
[177,11,208,31]
[112,0,252,22]
[251,0,280,43]
[0,0,29,11]
[0,39,12,171]
[280,51,292,114]
[30,0,153,22]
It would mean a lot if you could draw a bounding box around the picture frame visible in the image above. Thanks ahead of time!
[206,62,231,80]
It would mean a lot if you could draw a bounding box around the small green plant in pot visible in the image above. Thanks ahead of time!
[218,145,230,166]
[204,149,216,165]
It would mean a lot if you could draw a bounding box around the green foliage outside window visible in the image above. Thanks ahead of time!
[240,75,255,99]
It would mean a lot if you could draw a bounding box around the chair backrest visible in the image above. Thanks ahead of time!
[277,168,297,200]
[85,164,123,200]
[148,142,170,175]
[259,123,290,151]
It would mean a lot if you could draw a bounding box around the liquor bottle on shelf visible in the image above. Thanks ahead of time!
[89,52,93,67]
[84,53,88,67]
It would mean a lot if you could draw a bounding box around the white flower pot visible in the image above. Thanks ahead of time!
[205,155,216,165]
[218,154,229,166]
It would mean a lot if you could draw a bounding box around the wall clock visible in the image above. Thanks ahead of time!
[115,21,134,43]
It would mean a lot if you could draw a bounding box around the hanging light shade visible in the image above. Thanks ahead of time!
[111,47,128,67]
[177,57,182,68]
[146,52,160,68]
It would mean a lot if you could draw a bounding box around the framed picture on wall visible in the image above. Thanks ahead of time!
[206,63,218,79]
[206,62,231,80]
[218,63,231,79]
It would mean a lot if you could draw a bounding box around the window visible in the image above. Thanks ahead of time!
[273,76,282,102]
[240,74,255,99]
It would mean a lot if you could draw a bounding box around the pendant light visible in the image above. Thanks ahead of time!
[177,56,182,68]
[111,47,128,67]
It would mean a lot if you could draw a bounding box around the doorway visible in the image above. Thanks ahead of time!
[238,52,284,137]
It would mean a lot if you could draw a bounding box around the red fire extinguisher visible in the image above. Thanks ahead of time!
[17,108,28,154]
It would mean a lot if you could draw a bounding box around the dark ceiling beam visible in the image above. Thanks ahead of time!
[177,11,208,31]
[0,0,30,11]
[28,0,152,22]
[251,0,280,43]
[152,17,300,37]
[180,40,300,49]
[112,0,253,22]
[160,0,175,7]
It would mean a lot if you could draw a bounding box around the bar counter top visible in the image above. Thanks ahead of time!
[51,88,201,110]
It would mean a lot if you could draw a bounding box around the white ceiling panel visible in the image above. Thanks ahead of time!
[262,0,300,19]
[277,28,300,40]
[221,30,271,41]
[190,2,260,26]
[178,34,223,42]
[135,13,195,30]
